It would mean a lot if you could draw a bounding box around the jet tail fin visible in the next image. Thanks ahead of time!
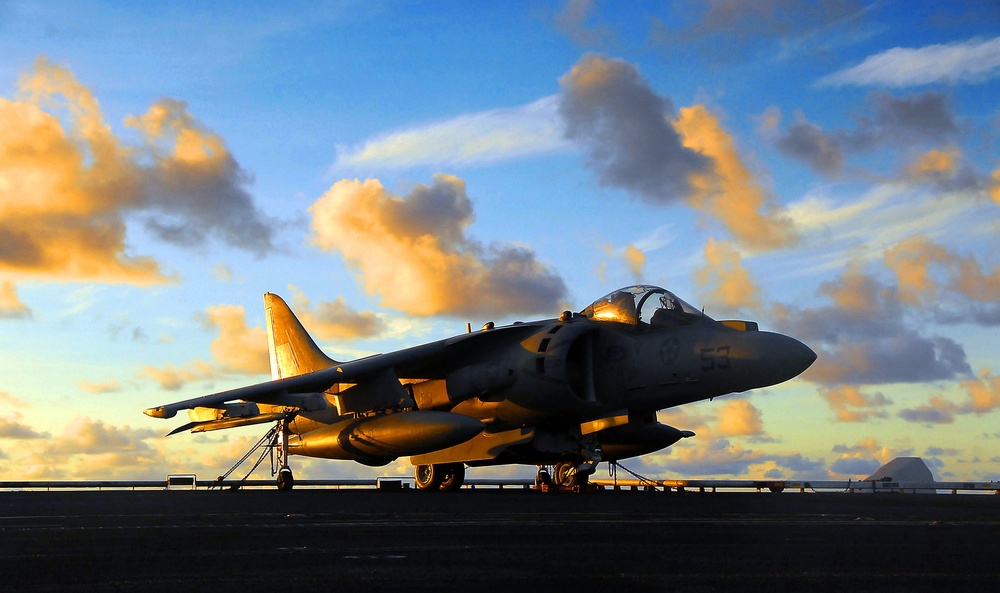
[265,293,338,380]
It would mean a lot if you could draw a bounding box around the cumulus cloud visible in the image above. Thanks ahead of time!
[558,54,710,204]
[653,437,765,477]
[0,413,47,439]
[0,57,274,288]
[127,98,277,255]
[884,236,1000,323]
[200,304,269,375]
[771,262,972,385]
[829,437,908,477]
[771,111,844,176]
[819,385,891,422]
[140,303,268,390]
[0,280,31,319]
[830,456,880,476]
[817,36,1000,87]
[0,416,167,480]
[676,105,795,250]
[559,55,793,250]
[764,92,959,176]
[694,238,761,313]
[715,399,765,437]
[140,360,218,391]
[309,175,567,317]
[899,396,958,425]
[289,287,385,340]
[962,369,1000,415]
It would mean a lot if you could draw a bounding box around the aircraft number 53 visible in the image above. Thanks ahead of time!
[701,346,731,371]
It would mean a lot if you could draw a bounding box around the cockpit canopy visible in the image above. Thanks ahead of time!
[581,285,709,327]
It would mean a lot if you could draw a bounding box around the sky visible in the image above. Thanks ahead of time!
[1,0,998,484]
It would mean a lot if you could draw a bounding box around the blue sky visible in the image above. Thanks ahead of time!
[1,0,998,483]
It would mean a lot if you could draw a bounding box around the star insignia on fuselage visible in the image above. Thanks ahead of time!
[659,337,680,365]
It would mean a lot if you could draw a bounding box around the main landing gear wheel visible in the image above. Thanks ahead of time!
[277,467,294,491]
[437,463,465,492]
[415,464,443,491]
[554,461,588,488]
[415,464,466,491]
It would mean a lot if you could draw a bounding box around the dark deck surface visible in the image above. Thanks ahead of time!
[2,489,997,592]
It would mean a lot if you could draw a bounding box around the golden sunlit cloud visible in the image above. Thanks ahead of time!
[694,238,760,312]
[884,235,1000,305]
[906,147,960,178]
[0,280,31,319]
[138,303,269,391]
[715,399,764,437]
[0,57,274,293]
[676,105,796,251]
[819,385,891,422]
[202,304,269,375]
[78,380,122,394]
[884,236,952,304]
[288,288,385,340]
[139,360,217,391]
[962,369,1000,414]
[0,392,28,409]
[623,244,645,280]
[820,261,880,314]
[309,175,566,317]
[991,166,1000,205]
[0,413,45,439]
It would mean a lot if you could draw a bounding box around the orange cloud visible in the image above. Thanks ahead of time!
[884,235,1000,305]
[715,399,764,437]
[140,360,217,391]
[288,288,384,340]
[991,166,1000,206]
[906,147,960,178]
[819,385,891,422]
[884,236,952,305]
[820,261,881,314]
[694,238,760,312]
[0,78,163,282]
[623,244,645,281]
[0,57,274,289]
[202,305,269,375]
[0,280,31,319]
[962,369,1000,414]
[309,175,565,317]
[676,104,795,251]
[78,380,122,394]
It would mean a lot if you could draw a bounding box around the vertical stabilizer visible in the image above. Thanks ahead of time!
[264,293,338,380]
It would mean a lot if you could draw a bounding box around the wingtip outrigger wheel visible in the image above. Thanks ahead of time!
[277,467,294,491]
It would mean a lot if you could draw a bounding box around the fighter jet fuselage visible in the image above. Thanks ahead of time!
[145,285,815,490]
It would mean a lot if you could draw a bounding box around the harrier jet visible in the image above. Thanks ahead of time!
[145,285,815,490]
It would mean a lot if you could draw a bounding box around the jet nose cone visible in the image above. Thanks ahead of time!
[787,336,817,376]
[767,332,816,382]
[728,331,816,390]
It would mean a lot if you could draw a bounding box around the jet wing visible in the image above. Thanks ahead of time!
[144,322,542,420]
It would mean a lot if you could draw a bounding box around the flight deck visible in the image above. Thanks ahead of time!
[2,488,997,592]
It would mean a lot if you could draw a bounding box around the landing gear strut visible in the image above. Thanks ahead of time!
[276,419,293,491]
